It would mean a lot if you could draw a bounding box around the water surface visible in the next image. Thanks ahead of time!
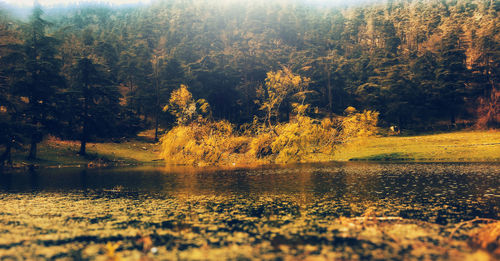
[1,162,498,224]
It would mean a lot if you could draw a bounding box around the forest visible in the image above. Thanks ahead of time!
[0,0,499,164]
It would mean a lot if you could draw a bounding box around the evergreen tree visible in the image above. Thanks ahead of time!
[468,11,500,128]
[435,28,469,125]
[117,41,152,120]
[18,4,64,160]
[68,30,121,155]
[0,12,24,165]
[410,51,440,125]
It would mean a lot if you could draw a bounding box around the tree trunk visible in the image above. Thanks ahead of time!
[28,25,39,162]
[80,78,89,156]
[28,136,37,160]
[267,109,272,128]
[327,66,332,112]
[1,143,12,166]
[154,58,160,142]
[79,138,86,155]
[143,111,148,125]
[154,108,159,142]
[398,114,405,130]
[80,105,88,156]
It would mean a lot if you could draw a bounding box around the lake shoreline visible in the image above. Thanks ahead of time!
[1,130,499,171]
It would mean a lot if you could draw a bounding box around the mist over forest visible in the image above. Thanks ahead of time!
[1,0,499,160]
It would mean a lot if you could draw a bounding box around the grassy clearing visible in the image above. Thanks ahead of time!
[334,130,500,162]
[8,131,162,167]
[3,130,499,168]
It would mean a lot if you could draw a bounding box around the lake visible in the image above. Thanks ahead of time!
[0,162,499,260]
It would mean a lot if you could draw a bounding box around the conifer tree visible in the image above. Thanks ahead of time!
[0,12,24,165]
[19,4,64,159]
[69,29,121,155]
[435,28,469,125]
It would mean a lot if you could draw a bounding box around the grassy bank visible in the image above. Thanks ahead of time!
[7,131,162,168]
[333,130,500,162]
[3,130,499,168]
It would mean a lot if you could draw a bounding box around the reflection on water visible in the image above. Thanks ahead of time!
[1,162,499,223]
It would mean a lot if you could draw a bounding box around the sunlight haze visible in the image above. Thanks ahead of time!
[1,0,151,7]
[1,0,359,7]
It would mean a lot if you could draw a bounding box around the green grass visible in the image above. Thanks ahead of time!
[350,152,414,161]
[333,130,500,162]
[4,130,500,168]
[8,131,162,167]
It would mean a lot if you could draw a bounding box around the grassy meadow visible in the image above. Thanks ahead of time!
[7,131,163,168]
[334,130,500,162]
[4,130,499,168]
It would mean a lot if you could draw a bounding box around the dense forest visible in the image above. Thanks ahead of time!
[0,0,499,163]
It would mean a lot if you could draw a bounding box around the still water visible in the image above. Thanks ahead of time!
[1,162,499,224]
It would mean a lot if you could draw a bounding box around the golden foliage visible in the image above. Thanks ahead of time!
[475,87,500,129]
[469,221,500,256]
[340,110,379,139]
[104,242,121,261]
[160,109,378,165]
[248,132,275,159]
[159,119,249,166]
[464,251,492,261]
[262,109,378,163]
[163,84,195,125]
[258,67,311,126]
[163,84,211,125]
[137,235,153,253]
[344,106,357,115]
[160,78,379,165]
[160,84,249,165]
[270,115,333,163]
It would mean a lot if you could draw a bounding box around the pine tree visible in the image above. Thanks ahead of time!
[69,29,121,155]
[0,12,24,165]
[19,4,64,160]
[435,28,469,125]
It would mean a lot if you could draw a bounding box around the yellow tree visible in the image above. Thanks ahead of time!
[258,67,310,127]
[163,84,210,125]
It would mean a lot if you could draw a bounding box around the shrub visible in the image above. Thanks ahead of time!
[269,114,342,163]
[159,120,235,166]
[248,132,275,159]
[341,110,379,139]
[159,81,379,166]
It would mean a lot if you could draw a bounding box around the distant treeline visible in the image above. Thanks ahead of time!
[0,0,498,161]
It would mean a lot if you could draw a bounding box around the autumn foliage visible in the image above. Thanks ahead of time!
[160,70,379,166]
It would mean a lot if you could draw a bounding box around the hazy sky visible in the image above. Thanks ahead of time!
[0,0,372,11]
[1,0,152,7]
[1,0,348,7]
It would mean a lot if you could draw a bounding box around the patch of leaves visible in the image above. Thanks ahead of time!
[0,192,498,260]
